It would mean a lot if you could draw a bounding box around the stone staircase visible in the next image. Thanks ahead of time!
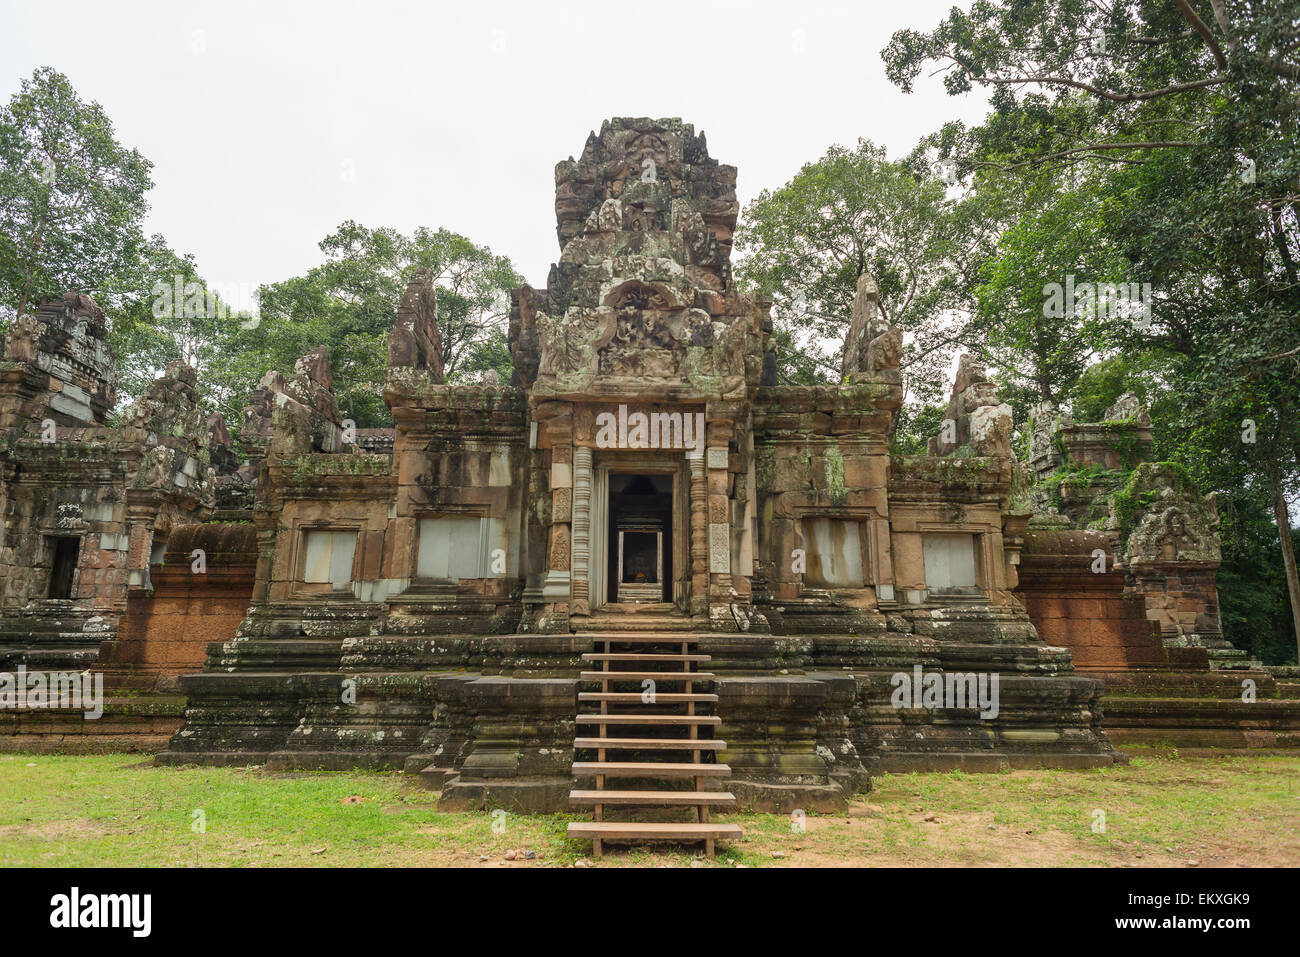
[566,632,742,858]
[0,603,116,671]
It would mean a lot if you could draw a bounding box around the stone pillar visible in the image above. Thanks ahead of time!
[126,519,153,590]
[868,518,896,604]
[570,446,592,616]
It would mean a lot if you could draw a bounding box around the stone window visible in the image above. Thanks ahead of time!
[149,541,167,565]
[417,516,485,580]
[922,532,979,593]
[803,518,865,588]
[302,530,357,589]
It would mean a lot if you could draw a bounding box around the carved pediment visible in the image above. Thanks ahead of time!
[1120,464,1221,565]
[606,280,675,311]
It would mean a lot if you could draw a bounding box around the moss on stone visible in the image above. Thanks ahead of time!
[824,443,845,504]
[1111,460,1199,542]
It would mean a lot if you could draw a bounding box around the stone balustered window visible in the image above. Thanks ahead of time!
[417,516,486,580]
[302,530,357,589]
[922,532,979,594]
[803,518,865,588]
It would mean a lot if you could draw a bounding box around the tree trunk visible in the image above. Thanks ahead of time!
[1269,467,1300,664]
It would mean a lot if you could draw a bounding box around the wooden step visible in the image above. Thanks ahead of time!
[568,790,737,807]
[574,737,726,750]
[567,821,742,841]
[579,692,718,704]
[571,761,730,778]
[575,619,700,633]
[575,714,721,726]
[588,633,709,643]
[582,653,710,662]
[580,670,715,682]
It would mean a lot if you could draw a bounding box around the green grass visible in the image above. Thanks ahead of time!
[1,748,1297,867]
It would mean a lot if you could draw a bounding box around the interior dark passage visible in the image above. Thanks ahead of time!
[47,536,80,599]
[607,473,672,603]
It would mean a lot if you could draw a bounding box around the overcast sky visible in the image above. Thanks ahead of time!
[1,0,989,307]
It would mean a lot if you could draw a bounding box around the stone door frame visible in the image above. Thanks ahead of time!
[587,454,690,613]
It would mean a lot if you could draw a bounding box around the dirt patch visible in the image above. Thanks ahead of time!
[0,818,109,841]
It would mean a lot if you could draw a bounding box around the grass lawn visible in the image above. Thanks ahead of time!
[1,747,1297,867]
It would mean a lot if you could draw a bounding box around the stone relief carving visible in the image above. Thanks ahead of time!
[1105,391,1151,426]
[524,117,769,399]
[1122,464,1221,565]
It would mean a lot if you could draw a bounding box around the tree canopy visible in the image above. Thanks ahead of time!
[734,139,1000,404]
[0,66,153,323]
[882,0,1300,663]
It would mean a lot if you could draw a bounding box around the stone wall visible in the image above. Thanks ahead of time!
[114,524,258,692]
[1017,529,1207,672]
[0,295,222,673]
[1016,397,1300,748]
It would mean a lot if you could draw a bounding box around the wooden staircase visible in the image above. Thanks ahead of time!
[567,633,741,858]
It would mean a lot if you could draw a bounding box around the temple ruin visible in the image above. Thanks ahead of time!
[2,118,1296,856]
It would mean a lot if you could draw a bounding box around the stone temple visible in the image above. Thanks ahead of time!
[2,118,1297,856]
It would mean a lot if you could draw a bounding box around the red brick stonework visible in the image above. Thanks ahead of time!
[1016,529,1208,672]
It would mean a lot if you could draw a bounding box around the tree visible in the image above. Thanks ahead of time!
[103,233,248,410]
[734,139,995,404]
[0,67,152,323]
[973,167,1135,405]
[886,0,1300,662]
[216,222,522,430]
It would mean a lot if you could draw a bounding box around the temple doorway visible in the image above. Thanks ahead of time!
[607,474,672,604]
[587,464,689,611]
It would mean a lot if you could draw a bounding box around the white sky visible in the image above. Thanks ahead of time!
[1,0,989,307]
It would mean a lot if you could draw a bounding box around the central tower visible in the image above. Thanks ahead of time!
[510,118,772,631]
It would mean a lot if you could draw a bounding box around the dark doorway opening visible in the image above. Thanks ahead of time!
[47,536,80,599]
[607,473,672,604]
[622,531,659,583]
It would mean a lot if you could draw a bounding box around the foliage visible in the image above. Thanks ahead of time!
[102,234,252,408]
[218,222,522,430]
[890,403,947,455]
[0,67,153,324]
[886,0,1300,663]
[734,139,998,404]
